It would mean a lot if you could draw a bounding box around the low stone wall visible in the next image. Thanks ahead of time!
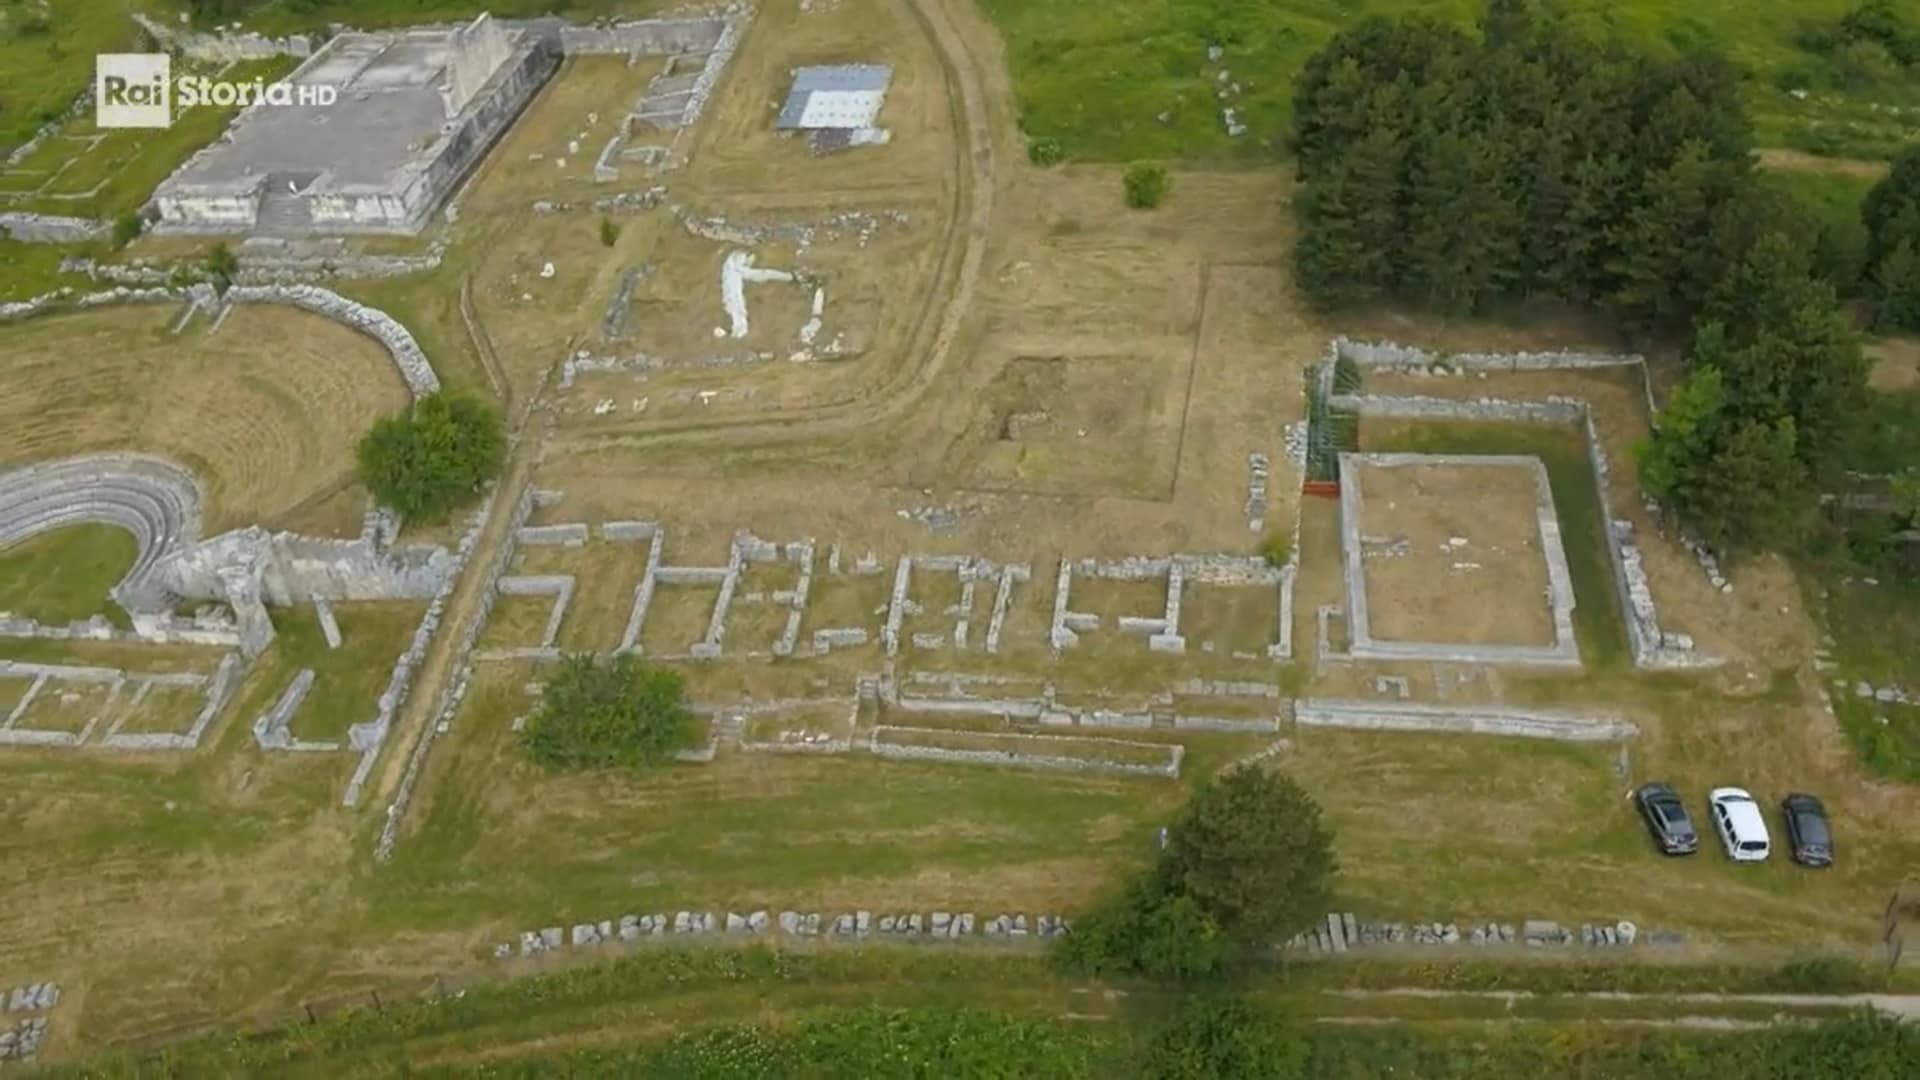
[251,668,335,751]
[870,725,1182,779]
[0,285,440,398]
[372,482,533,847]
[502,904,1068,960]
[225,284,439,396]
[0,213,107,244]
[132,12,316,62]
[1295,699,1637,742]
[554,17,729,55]
[1326,389,1715,671]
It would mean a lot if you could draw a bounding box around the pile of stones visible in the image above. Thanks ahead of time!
[502,909,1069,957]
[1,981,58,1062]
[1855,682,1915,706]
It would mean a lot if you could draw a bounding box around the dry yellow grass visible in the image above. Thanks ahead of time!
[1357,460,1556,647]
[0,303,408,534]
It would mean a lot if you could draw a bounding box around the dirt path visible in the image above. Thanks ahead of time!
[1331,987,1920,1020]
[1755,147,1890,181]
[365,389,547,822]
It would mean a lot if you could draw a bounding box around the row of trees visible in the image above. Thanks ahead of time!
[1290,0,1877,556]
[1866,146,1920,333]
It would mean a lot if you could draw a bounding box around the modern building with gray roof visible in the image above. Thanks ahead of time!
[774,64,893,130]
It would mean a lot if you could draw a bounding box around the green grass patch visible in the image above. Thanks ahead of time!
[1357,419,1627,671]
[7,57,298,218]
[0,234,89,300]
[0,0,145,153]
[1759,168,1876,230]
[0,524,135,628]
[978,1,1920,162]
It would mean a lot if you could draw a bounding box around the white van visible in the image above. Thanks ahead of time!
[1708,787,1771,862]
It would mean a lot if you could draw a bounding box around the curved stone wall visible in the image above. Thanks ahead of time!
[0,454,204,612]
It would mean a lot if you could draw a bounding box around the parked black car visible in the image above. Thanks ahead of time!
[1780,793,1834,868]
[1634,782,1699,855]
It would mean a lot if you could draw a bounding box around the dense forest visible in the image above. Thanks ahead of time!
[1288,0,1916,557]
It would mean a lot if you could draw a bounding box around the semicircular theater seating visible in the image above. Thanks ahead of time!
[0,454,204,613]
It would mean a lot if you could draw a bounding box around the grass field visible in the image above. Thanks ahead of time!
[0,524,135,627]
[977,0,1920,162]
[0,57,295,219]
[0,302,408,534]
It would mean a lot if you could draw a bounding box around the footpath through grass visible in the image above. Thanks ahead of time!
[55,945,1920,1077]
[980,0,1920,163]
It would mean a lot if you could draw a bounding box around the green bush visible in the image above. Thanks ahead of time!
[203,242,238,292]
[356,392,506,522]
[1260,532,1291,569]
[599,216,619,247]
[1123,162,1168,209]
[110,212,142,250]
[1057,879,1227,980]
[1143,999,1308,1080]
[1028,136,1065,166]
[522,653,694,771]
[1162,767,1337,944]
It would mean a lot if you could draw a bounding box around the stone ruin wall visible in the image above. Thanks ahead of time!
[1326,364,1716,671]
[0,213,107,244]
[371,482,535,847]
[1,284,439,396]
[132,12,316,63]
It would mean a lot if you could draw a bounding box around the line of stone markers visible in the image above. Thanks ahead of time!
[502,909,1073,958]
[1288,913,1654,952]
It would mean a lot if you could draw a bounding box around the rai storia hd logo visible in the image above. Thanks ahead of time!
[95,53,338,129]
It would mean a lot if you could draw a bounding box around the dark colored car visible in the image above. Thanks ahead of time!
[1634,782,1699,855]
[1780,793,1834,868]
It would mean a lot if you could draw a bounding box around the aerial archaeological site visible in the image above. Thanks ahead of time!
[2,0,1920,1073]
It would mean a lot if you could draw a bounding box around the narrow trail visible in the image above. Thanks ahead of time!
[1330,987,1920,1020]
[365,382,547,826]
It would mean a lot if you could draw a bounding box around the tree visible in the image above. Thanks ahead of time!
[356,392,506,522]
[522,653,694,771]
[1893,468,1920,527]
[1638,366,1817,555]
[1161,768,1336,944]
[1872,236,1920,332]
[1864,143,1920,267]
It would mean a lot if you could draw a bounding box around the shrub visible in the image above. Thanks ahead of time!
[599,216,619,247]
[1260,532,1292,569]
[203,242,238,292]
[1027,136,1064,166]
[1142,998,1308,1080]
[356,392,506,522]
[1124,162,1169,209]
[1162,767,1336,944]
[1057,879,1227,979]
[522,653,694,771]
[110,212,143,250]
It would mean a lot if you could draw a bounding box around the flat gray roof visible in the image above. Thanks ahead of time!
[158,27,517,198]
[775,64,892,129]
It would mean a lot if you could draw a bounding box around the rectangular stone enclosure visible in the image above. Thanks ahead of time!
[1338,453,1579,667]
